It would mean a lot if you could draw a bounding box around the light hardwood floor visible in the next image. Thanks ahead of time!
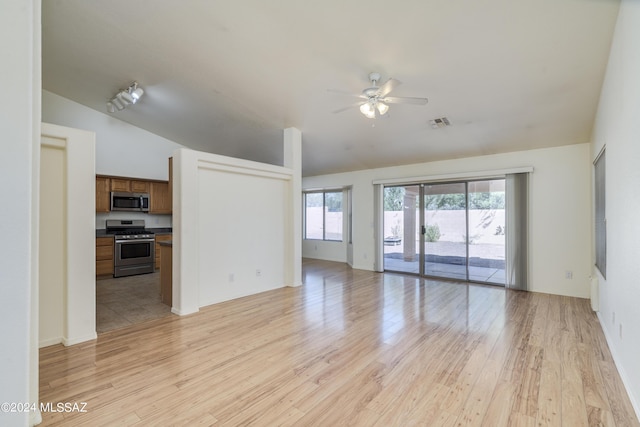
[39,259,639,426]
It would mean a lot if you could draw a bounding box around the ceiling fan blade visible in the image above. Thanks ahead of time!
[381,96,428,105]
[332,102,365,114]
[376,78,401,98]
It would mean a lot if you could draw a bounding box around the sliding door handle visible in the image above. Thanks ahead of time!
[421,225,426,235]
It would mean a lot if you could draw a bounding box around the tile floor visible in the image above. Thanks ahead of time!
[96,272,172,333]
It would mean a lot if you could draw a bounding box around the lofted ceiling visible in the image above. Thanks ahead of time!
[42,0,620,177]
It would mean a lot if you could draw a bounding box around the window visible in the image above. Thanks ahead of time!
[304,190,343,241]
[595,149,606,277]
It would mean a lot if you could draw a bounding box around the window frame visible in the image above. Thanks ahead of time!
[304,190,343,242]
[594,148,606,278]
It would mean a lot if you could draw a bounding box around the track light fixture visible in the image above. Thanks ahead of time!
[107,81,144,113]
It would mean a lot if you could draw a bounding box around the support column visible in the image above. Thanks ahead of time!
[284,128,302,286]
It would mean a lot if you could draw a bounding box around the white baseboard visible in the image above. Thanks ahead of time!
[29,408,42,427]
[39,337,62,348]
[171,306,198,316]
[62,332,97,347]
[597,312,640,422]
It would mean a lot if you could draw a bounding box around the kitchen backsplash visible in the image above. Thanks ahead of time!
[96,211,172,229]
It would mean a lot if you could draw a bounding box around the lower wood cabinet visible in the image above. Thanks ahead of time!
[96,236,114,278]
[155,234,172,269]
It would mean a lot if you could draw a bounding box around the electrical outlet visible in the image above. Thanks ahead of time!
[565,270,573,279]
[256,269,262,277]
[229,273,234,282]
[612,311,615,325]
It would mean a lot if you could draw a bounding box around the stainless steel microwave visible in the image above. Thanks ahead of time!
[110,192,150,212]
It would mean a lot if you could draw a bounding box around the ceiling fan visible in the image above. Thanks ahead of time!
[330,72,428,119]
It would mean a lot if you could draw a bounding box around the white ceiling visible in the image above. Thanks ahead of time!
[42,0,620,177]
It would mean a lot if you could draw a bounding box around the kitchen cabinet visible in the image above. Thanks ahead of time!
[96,176,110,213]
[110,178,131,192]
[155,234,172,269]
[96,236,114,278]
[95,174,171,214]
[168,157,173,212]
[150,181,171,214]
[130,180,150,193]
[160,242,172,306]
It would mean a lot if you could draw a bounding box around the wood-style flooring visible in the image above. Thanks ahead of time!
[39,259,639,426]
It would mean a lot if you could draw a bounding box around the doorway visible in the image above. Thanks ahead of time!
[383,179,506,285]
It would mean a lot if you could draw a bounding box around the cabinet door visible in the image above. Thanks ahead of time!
[96,176,111,212]
[110,178,131,192]
[131,180,150,193]
[150,181,171,214]
[96,237,114,277]
[168,157,173,212]
[154,234,172,269]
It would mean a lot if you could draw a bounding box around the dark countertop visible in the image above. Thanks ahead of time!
[96,227,172,238]
[158,240,173,247]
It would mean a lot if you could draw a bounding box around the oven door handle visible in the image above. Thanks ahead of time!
[115,238,156,244]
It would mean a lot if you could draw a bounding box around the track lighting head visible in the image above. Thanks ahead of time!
[131,83,144,102]
[107,81,144,113]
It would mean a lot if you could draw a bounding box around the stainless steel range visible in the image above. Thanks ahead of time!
[106,220,155,278]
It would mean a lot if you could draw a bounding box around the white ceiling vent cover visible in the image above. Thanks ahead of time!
[429,117,451,129]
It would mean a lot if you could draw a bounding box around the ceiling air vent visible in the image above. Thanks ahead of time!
[429,117,451,129]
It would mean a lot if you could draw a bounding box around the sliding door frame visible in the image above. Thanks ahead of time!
[383,177,506,286]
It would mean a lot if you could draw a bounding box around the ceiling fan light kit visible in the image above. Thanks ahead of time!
[331,72,428,119]
[107,81,144,113]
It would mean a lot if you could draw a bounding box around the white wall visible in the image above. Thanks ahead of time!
[43,90,183,180]
[39,143,65,345]
[303,143,592,298]
[591,0,640,416]
[43,91,181,228]
[197,168,287,306]
[0,1,40,426]
[173,139,301,314]
[39,124,98,348]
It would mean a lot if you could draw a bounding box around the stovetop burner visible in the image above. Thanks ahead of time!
[106,219,155,240]
[116,229,155,235]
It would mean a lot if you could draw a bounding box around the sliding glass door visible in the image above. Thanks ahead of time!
[467,180,506,284]
[383,185,420,274]
[423,183,467,280]
[383,179,506,285]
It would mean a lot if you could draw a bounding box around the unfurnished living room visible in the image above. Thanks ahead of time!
[2,1,640,426]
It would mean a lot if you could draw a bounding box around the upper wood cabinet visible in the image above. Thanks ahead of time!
[96,176,110,213]
[150,181,171,214]
[95,165,172,214]
[131,180,150,193]
[110,178,130,192]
